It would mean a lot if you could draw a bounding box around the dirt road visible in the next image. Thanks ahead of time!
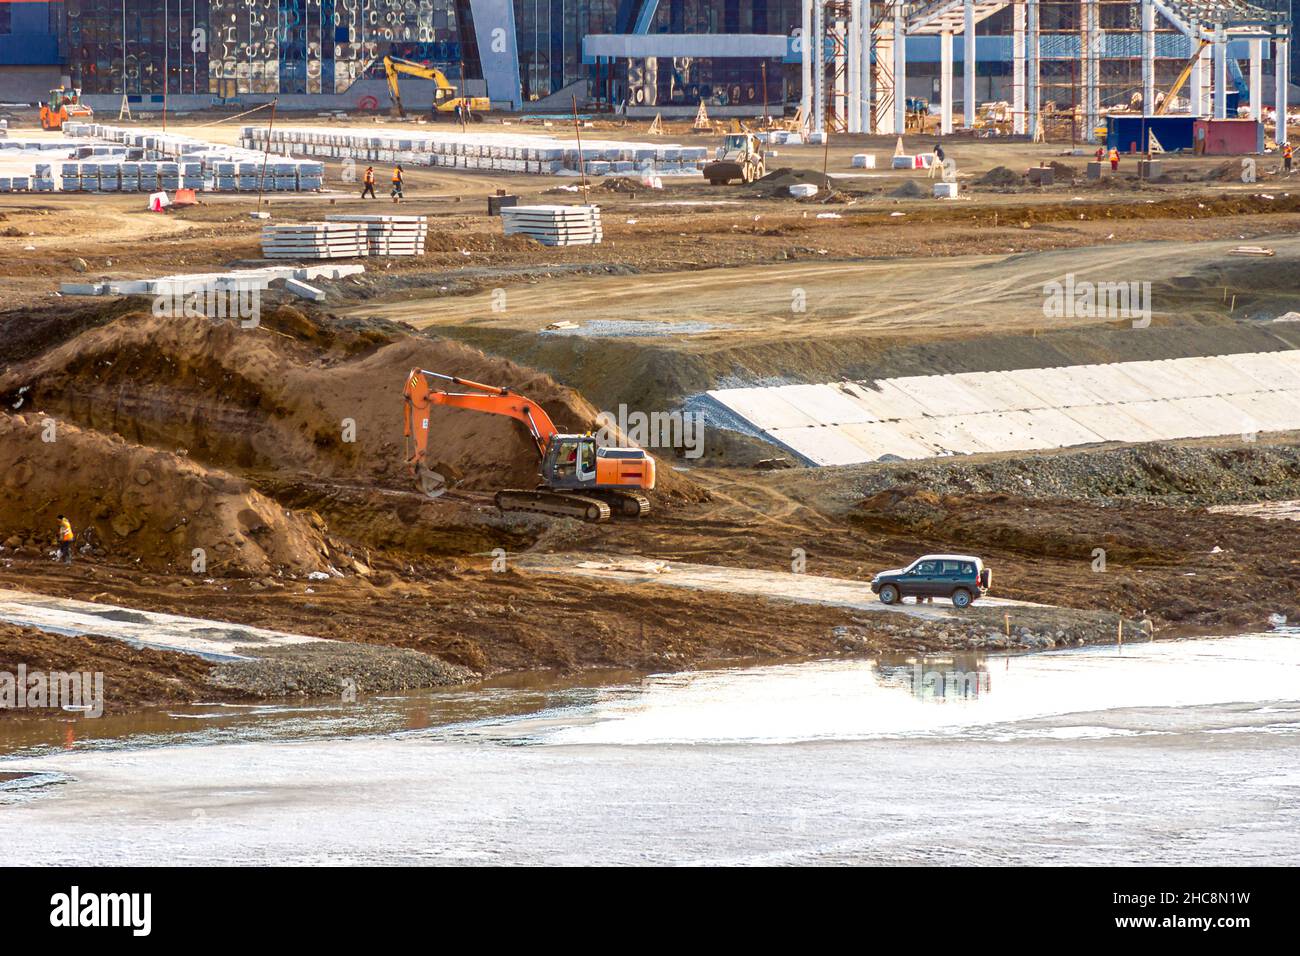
[518,553,1039,617]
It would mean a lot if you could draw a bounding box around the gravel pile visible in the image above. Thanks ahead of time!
[832,605,1146,653]
[889,179,927,198]
[211,642,476,698]
[840,442,1300,508]
[977,165,1022,187]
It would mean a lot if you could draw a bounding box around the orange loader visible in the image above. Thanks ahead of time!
[40,87,93,130]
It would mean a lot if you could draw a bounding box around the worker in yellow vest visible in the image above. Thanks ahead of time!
[1284,142,1293,173]
[1108,147,1120,172]
[391,164,404,202]
[360,165,376,199]
[56,514,74,564]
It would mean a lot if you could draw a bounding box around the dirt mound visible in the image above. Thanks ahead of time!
[1205,160,1245,182]
[0,308,699,500]
[0,413,332,575]
[1048,161,1078,180]
[977,165,1023,187]
[598,177,639,193]
[0,624,231,716]
[889,179,928,198]
[754,167,835,195]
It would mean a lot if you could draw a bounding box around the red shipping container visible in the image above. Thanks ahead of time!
[1193,119,1265,155]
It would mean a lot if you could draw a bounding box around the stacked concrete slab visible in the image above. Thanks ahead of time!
[324,214,427,256]
[243,125,709,178]
[500,205,603,246]
[707,351,1300,465]
[261,223,369,259]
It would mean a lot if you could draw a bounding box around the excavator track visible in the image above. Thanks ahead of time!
[494,490,612,523]
[587,490,652,518]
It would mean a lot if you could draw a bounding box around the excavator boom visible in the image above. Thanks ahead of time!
[404,368,559,463]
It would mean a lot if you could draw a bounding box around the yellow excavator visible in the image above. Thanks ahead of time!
[382,55,490,119]
[40,87,93,130]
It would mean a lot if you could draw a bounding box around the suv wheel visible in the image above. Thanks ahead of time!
[879,584,900,605]
[951,588,972,608]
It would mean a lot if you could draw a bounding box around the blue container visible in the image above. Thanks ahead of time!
[1106,116,1196,153]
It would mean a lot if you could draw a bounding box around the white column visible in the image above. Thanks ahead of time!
[813,0,826,132]
[893,2,906,135]
[801,0,813,126]
[1278,37,1290,147]
[848,9,860,133]
[940,30,954,135]
[1249,38,1262,120]
[1013,3,1025,133]
[834,18,847,129]
[1214,28,1228,119]
[1027,0,1039,136]
[1084,0,1099,140]
[861,0,873,133]
[963,0,975,128]
[1190,34,1206,117]
[1141,0,1155,115]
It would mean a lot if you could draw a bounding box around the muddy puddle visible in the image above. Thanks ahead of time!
[3,632,1298,864]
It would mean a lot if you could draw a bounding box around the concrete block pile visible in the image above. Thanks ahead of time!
[243,125,710,178]
[61,122,324,192]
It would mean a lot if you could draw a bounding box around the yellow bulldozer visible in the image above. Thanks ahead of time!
[40,87,93,130]
[382,56,490,119]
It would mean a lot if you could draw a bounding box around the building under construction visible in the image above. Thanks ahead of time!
[793,0,1292,144]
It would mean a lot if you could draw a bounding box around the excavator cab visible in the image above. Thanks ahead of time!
[543,435,649,491]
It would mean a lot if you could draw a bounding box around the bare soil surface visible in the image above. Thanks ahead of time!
[2,123,1298,712]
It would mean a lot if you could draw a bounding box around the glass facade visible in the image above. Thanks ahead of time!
[63,0,464,95]
[65,1,210,94]
[47,1,1300,103]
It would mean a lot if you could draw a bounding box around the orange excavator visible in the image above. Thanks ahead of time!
[403,369,656,522]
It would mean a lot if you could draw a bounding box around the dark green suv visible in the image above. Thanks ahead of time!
[870,554,991,608]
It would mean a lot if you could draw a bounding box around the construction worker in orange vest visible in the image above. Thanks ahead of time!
[360,165,376,199]
[1109,147,1120,172]
[56,514,74,564]
[1285,142,1294,173]
[391,164,404,202]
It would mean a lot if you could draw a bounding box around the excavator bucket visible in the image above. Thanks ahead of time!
[416,461,462,499]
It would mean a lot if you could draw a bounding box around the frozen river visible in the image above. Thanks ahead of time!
[3,634,1298,865]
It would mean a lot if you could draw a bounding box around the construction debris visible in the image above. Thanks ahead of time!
[284,278,326,302]
[58,264,365,298]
